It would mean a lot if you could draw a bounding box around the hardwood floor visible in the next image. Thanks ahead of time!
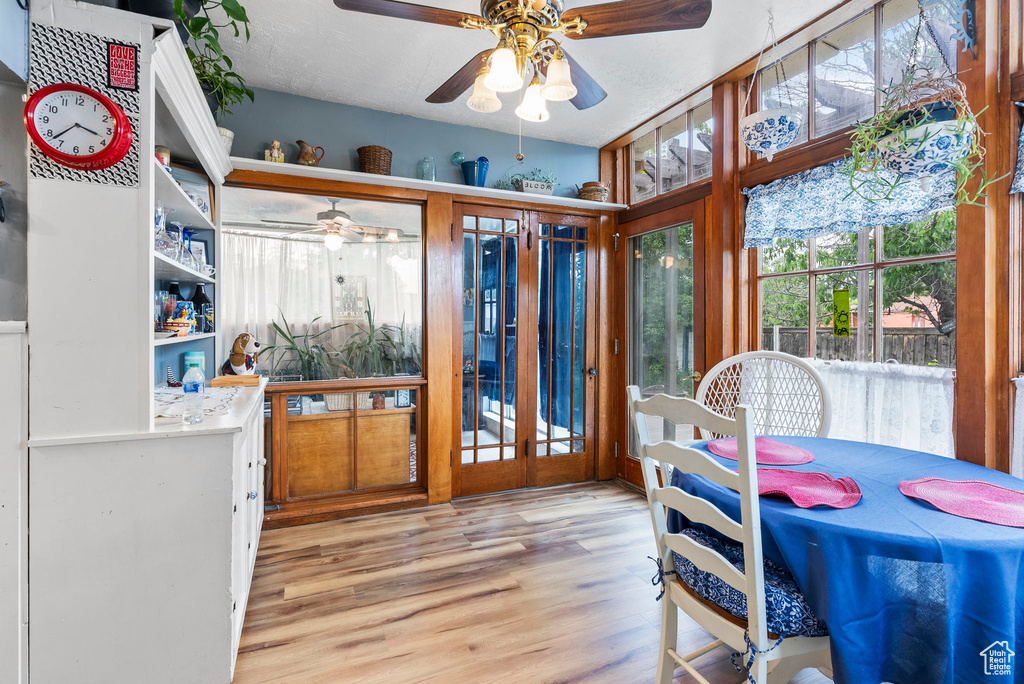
[234,482,831,684]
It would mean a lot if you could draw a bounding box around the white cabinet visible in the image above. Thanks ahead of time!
[28,381,266,684]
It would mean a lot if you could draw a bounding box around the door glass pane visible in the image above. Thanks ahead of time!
[462,217,519,463]
[759,47,809,148]
[881,261,956,367]
[814,12,875,138]
[691,100,713,183]
[761,275,810,356]
[628,223,695,449]
[660,113,688,193]
[538,226,587,456]
[632,130,657,202]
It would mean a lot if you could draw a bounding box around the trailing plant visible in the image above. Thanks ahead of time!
[260,311,349,381]
[174,0,255,124]
[339,300,404,377]
[494,168,559,190]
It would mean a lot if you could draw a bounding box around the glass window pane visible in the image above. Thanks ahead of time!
[882,0,958,89]
[503,236,517,446]
[537,239,550,440]
[572,240,586,438]
[632,130,657,202]
[761,238,809,274]
[760,47,809,148]
[461,235,476,447]
[761,275,810,357]
[815,269,875,362]
[479,217,503,233]
[659,113,688,193]
[691,100,713,183]
[477,234,503,450]
[628,223,696,399]
[814,12,876,138]
[463,215,476,231]
[815,229,873,269]
[881,261,956,367]
[882,210,956,260]
[504,219,518,233]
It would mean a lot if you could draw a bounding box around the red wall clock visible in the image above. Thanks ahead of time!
[24,83,133,171]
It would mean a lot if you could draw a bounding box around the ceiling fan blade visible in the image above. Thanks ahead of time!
[334,0,485,29]
[564,0,711,39]
[562,50,606,110]
[427,49,493,103]
[261,219,320,227]
[284,227,328,237]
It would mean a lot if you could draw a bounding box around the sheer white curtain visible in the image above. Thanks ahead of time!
[1012,378,1024,478]
[808,359,956,458]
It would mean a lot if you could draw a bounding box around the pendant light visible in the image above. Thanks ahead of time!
[516,75,549,122]
[485,40,522,93]
[467,68,502,113]
[541,49,576,102]
[324,231,344,251]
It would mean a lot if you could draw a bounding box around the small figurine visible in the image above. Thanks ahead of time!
[222,332,261,376]
[166,366,182,388]
[264,140,284,163]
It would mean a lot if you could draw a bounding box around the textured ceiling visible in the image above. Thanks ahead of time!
[218,0,847,147]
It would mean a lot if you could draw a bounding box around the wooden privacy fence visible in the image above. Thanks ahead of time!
[763,327,956,368]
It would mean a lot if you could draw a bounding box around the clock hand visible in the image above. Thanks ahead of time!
[50,124,77,140]
[75,123,101,137]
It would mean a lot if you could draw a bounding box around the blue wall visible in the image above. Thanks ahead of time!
[222,88,599,199]
[0,1,27,82]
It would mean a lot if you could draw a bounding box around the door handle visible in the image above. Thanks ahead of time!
[686,370,703,384]
[525,438,532,458]
[587,367,598,377]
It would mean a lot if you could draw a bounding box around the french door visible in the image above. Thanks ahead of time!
[618,200,705,489]
[454,204,597,497]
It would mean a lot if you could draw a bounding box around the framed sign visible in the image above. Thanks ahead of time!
[106,41,139,91]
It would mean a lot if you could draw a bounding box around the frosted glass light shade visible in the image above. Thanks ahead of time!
[516,79,549,122]
[324,232,344,251]
[385,229,400,243]
[362,233,376,243]
[467,71,502,113]
[485,46,523,93]
[541,54,576,101]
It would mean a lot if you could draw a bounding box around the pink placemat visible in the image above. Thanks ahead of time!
[707,436,815,465]
[757,468,862,509]
[899,477,1024,528]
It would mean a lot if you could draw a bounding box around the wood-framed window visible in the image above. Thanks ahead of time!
[631,98,713,204]
[757,210,956,367]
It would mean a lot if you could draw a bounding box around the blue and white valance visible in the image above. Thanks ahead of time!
[742,158,955,248]
[1011,103,1024,194]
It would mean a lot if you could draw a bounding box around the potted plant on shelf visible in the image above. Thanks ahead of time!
[339,300,404,410]
[173,0,255,154]
[494,168,559,195]
[260,312,348,382]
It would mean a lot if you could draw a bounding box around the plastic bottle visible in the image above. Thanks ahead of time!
[181,361,205,425]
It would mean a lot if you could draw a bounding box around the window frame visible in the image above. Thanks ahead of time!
[756,219,957,363]
[630,98,713,204]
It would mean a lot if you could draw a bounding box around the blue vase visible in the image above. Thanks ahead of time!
[475,157,489,187]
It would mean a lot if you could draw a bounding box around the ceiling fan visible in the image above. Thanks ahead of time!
[233,199,414,251]
[333,0,712,121]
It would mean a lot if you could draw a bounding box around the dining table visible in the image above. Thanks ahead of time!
[666,436,1024,684]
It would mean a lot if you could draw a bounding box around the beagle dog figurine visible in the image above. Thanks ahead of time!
[222,332,260,376]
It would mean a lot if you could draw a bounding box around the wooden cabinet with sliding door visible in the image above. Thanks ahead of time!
[616,199,706,489]
[454,204,598,497]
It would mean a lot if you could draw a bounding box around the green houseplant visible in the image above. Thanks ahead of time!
[494,168,559,195]
[260,312,348,381]
[339,300,403,378]
[173,0,254,152]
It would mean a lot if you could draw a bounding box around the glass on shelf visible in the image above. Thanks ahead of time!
[154,210,177,259]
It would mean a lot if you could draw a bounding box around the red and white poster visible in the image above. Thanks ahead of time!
[106,41,138,91]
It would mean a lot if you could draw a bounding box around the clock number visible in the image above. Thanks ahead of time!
[102,115,110,123]
[89,146,96,154]
[39,115,48,124]
[106,128,113,135]
[60,97,67,106]
[55,140,63,149]
[46,129,53,137]
[48,106,58,113]
[75,96,85,106]
[73,146,80,154]
[100,139,107,146]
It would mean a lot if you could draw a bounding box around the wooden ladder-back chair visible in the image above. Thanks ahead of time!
[627,386,832,684]
[695,351,831,440]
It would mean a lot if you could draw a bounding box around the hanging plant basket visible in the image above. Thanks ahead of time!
[876,118,973,192]
[740,107,803,162]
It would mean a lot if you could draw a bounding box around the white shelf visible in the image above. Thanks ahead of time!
[154,158,216,231]
[154,251,216,284]
[229,158,629,211]
[153,332,216,347]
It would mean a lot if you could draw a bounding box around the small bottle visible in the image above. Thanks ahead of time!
[181,361,206,425]
[418,156,435,181]
[190,284,212,332]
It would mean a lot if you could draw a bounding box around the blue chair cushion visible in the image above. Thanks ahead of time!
[671,528,829,638]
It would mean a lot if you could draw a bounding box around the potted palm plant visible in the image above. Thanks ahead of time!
[260,312,348,382]
[339,300,404,410]
[173,0,255,153]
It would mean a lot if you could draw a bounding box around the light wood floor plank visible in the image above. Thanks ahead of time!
[234,482,831,684]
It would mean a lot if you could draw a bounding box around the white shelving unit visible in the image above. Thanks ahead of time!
[153,251,216,284]
[153,332,216,347]
[153,158,215,231]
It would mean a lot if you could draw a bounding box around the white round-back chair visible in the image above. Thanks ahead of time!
[694,351,831,440]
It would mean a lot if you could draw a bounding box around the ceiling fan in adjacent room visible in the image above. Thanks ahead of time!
[226,200,414,251]
[333,0,712,122]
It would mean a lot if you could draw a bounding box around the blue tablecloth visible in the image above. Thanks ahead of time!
[666,436,1024,684]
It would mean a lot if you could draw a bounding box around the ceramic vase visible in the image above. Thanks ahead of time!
[740,107,803,162]
[877,120,972,192]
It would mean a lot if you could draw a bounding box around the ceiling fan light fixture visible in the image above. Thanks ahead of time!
[324,232,344,251]
[541,50,577,102]
[485,42,523,93]
[516,75,549,122]
[385,228,400,243]
[467,68,502,113]
[362,232,377,243]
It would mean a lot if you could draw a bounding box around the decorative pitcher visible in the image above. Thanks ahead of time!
[295,140,325,166]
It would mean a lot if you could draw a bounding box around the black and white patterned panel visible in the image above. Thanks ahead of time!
[29,23,140,186]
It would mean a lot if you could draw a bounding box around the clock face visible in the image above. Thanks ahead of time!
[25,83,133,170]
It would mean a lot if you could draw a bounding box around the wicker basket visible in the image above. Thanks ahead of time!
[324,391,373,412]
[578,186,610,202]
[357,145,392,175]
